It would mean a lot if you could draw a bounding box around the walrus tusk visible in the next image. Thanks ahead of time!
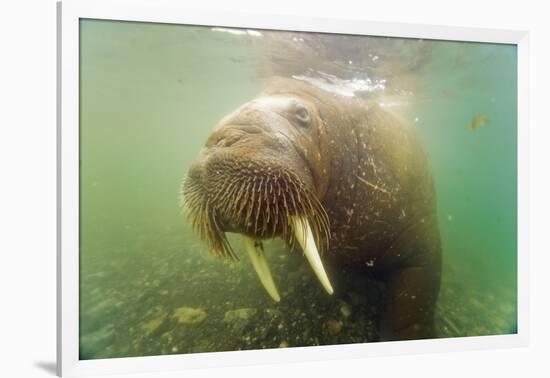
[242,235,281,302]
[290,215,334,295]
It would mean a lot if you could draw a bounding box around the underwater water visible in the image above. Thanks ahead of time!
[79,19,517,359]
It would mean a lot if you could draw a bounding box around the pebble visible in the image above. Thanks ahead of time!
[326,319,342,336]
[339,302,352,318]
[141,315,166,336]
[265,308,282,318]
[223,308,257,322]
[173,307,207,324]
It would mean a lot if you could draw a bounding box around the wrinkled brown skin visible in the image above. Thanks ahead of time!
[188,78,441,341]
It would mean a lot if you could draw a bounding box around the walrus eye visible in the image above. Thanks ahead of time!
[294,104,311,126]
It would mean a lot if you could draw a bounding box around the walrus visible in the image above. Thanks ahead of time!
[182,77,442,341]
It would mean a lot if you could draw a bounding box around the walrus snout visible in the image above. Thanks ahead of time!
[182,147,333,300]
[181,90,336,301]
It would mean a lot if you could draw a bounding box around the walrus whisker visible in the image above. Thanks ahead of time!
[265,182,271,226]
[210,175,232,204]
[183,154,331,269]
[262,184,269,236]
[235,179,251,218]
[281,189,289,223]
[216,179,239,214]
[230,181,245,215]
[272,185,280,236]
[254,181,263,234]
[224,180,243,213]
[245,181,257,227]
[289,187,298,213]
[209,210,237,259]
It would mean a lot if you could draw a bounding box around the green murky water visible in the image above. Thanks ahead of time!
[79,19,517,359]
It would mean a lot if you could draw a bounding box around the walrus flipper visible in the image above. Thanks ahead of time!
[379,216,442,341]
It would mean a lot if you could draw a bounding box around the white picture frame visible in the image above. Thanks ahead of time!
[57,0,530,376]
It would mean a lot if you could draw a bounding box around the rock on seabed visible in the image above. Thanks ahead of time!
[223,308,257,322]
[173,307,207,325]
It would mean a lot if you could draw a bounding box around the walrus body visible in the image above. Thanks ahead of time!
[183,78,441,341]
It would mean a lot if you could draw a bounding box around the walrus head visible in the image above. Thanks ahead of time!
[182,80,337,301]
